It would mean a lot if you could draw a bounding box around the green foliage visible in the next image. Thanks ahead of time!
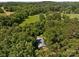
[0,8,4,13]
[0,2,79,57]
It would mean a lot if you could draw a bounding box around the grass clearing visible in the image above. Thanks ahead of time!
[19,15,40,27]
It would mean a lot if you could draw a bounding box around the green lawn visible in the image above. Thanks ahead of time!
[66,14,79,19]
[19,15,40,27]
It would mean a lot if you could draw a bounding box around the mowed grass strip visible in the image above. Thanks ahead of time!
[19,15,40,27]
[26,15,39,24]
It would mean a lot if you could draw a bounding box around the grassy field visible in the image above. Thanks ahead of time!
[19,15,40,27]
[19,14,79,27]
[66,14,79,19]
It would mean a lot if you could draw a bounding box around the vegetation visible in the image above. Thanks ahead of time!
[19,15,40,27]
[66,14,79,19]
[0,1,79,57]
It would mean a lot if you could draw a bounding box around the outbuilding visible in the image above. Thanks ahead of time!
[36,36,46,49]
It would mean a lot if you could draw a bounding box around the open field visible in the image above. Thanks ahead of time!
[19,15,40,27]
[19,14,79,28]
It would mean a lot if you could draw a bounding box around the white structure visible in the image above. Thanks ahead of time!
[36,37,46,48]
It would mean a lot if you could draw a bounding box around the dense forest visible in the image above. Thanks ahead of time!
[0,1,79,57]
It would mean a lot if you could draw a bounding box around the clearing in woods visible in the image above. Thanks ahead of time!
[19,14,79,27]
[19,15,40,27]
